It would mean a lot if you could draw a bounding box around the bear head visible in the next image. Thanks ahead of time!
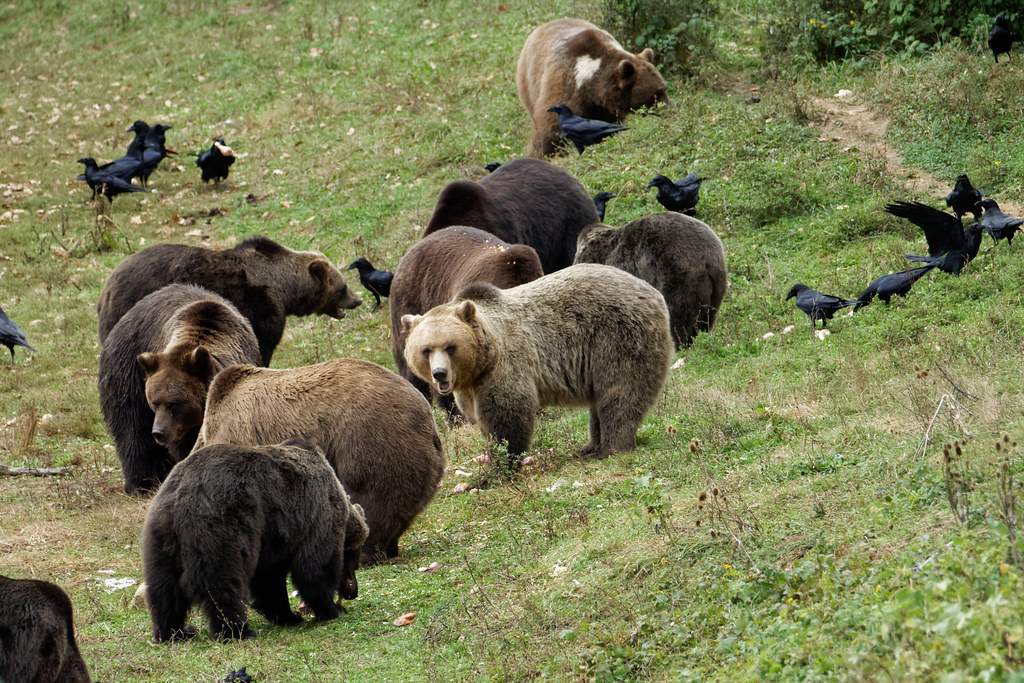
[573,223,620,264]
[138,344,215,460]
[308,257,362,319]
[606,48,667,118]
[401,300,494,397]
[341,503,369,600]
[478,243,545,289]
[234,236,362,318]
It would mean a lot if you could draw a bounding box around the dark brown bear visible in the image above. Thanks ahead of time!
[96,236,361,365]
[99,285,261,495]
[143,440,368,642]
[390,226,543,412]
[423,158,598,273]
[574,213,728,348]
[195,358,446,564]
[0,576,91,682]
[517,18,668,157]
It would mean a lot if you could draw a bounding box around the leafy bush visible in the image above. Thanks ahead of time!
[762,0,1021,65]
[601,0,717,75]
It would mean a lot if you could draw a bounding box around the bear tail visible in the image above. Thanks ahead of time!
[424,181,489,236]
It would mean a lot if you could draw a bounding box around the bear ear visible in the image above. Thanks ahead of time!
[638,47,655,63]
[186,346,213,381]
[456,300,477,324]
[400,314,423,335]
[308,259,331,285]
[617,59,637,84]
[137,352,160,376]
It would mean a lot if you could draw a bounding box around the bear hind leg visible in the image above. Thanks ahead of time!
[146,568,194,643]
[250,565,301,626]
[292,545,342,621]
[591,391,649,459]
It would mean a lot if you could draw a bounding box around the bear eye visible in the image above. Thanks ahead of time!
[421,348,430,358]
[445,345,456,355]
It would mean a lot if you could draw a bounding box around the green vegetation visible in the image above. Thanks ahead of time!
[2,0,1024,680]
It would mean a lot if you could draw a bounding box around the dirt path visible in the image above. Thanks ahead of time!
[808,94,1024,216]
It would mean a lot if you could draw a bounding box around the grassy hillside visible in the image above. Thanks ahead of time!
[2,1,1024,680]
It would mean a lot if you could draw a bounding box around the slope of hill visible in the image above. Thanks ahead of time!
[2,1,1023,680]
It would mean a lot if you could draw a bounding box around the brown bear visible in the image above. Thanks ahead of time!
[195,358,446,564]
[575,213,728,348]
[390,226,544,412]
[401,263,672,464]
[99,284,261,495]
[96,236,361,365]
[0,576,91,682]
[143,439,368,642]
[516,18,668,157]
[424,158,597,273]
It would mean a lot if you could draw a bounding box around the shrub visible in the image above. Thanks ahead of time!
[600,0,717,76]
[762,0,1021,66]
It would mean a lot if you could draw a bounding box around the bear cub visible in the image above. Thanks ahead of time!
[143,440,368,642]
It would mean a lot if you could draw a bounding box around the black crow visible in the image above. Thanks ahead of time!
[945,174,983,220]
[592,192,615,222]
[647,173,704,214]
[547,105,626,155]
[786,283,858,329]
[854,265,935,310]
[139,123,173,187]
[0,306,35,362]
[75,153,143,188]
[125,120,150,157]
[197,138,236,183]
[224,668,253,683]
[990,14,1019,63]
[346,257,393,312]
[484,162,502,173]
[978,198,1024,246]
[77,158,146,202]
[885,201,982,275]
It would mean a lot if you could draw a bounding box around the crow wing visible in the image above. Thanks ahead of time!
[885,201,964,256]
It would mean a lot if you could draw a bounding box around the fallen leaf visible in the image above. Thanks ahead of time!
[393,612,416,627]
[418,562,441,573]
[452,482,470,493]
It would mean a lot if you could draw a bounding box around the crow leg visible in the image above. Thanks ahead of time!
[370,292,381,313]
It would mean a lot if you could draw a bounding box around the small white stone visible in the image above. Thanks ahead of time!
[835,89,853,98]
[814,329,831,341]
[781,325,795,335]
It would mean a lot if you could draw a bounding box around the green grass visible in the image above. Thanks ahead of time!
[3,1,1024,680]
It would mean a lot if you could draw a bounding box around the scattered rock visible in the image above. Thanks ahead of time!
[814,329,831,341]
[417,562,441,573]
[834,89,853,98]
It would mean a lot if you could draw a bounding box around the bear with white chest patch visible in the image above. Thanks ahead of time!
[516,18,668,157]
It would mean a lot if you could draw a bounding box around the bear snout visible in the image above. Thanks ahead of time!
[341,575,358,600]
[431,367,448,381]
[151,425,168,446]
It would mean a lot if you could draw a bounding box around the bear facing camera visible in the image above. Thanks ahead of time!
[402,263,673,465]
[142,440,368,642]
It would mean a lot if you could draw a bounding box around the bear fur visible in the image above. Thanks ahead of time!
[0,575,91,682]
[194,358,446,564]
[516,18,668,157]
[142,440,369,642]
[96,236,361,365]
[390,226,544,412]
[98,284,261,495]
[424,159,597,273]
[574,212,728,348]
[401,263,672,463]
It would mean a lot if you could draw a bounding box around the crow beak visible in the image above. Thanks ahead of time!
[646,180,657,189]
[164,147,178,156]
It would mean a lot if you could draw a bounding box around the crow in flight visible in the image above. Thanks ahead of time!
[885,201,982,275]
[978,198,1024,246]
[547,105,627,155]
[990,14,1020,63]
[648,172,704,214]
[854,265,935,310]
[347,257,393,312]
[0,306,35,361]
[592,192,615,222]
[197,138,236,183]
[786,284,858,329]
[77,158,146,202]
[945,174,983,220]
